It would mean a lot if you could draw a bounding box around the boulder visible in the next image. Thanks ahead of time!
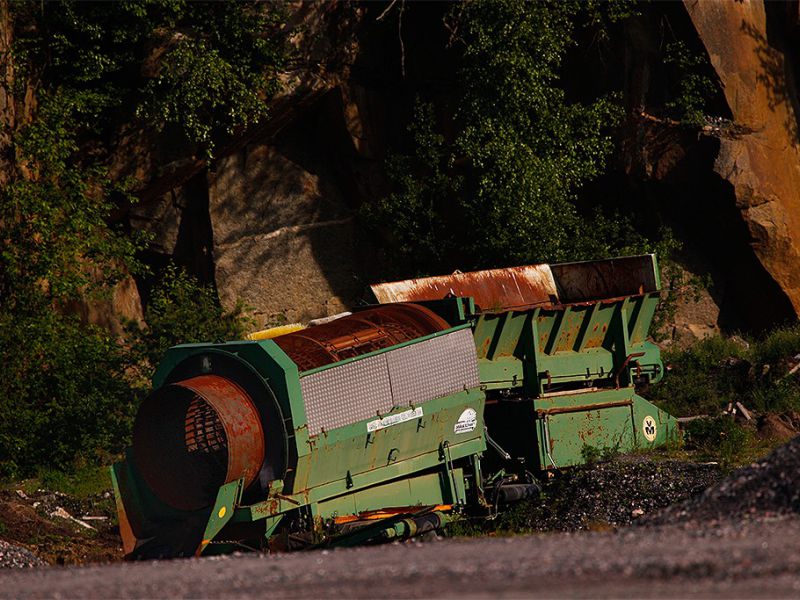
[685,0,800,317]
[208,138,360,326]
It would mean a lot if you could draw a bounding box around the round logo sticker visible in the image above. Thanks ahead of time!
[454,408,478,434]
[642,415,657,442]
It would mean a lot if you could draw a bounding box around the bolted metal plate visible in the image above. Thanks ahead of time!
[300,328,480,436]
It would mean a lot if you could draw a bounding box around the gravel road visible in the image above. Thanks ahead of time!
[2,517,799,598]
[5,438,800,597]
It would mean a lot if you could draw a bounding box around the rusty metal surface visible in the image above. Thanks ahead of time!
[133,375,265,511]
[551,255,659,304]
[370,255,659,312]
[535,399,633,416]
[274,304,450,371]
[370,265,558,312]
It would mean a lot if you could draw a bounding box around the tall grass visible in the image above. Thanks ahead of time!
[648,325,800,418]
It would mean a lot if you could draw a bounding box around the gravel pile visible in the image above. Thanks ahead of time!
[492,456,722,532]
[0,540,46,569]
[650,435,800,525]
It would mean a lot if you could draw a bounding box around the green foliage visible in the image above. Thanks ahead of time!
[649,325,800,419]
[0,93,144,315]
[648,336,749,418]
[365,0,667,276]
[0,312,139,478]
[137,3,287,155]
[664,40,716,126]
[126,265,251,375]
[580,443,619,464]
[362,102,460,275]
[453,0,622,266]
[750,323,800,368]
[0,266,251,478]
[14,0,288,157]
[648,324,800,464]
[33,465,113,499]
[683,416,753,468]
[0,1,282,478]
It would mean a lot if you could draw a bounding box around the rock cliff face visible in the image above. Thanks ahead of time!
[124,3,378,327]
[208,128,358,324]
[59,1,800,334]
[685,0,800,322]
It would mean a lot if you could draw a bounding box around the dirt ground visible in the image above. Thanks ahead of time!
[0,489,122,566]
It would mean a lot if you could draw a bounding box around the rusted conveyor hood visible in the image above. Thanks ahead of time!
[369,254,660,312]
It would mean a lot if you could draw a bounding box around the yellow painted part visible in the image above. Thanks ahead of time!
[246,323,305,341]
[333,505,452,525]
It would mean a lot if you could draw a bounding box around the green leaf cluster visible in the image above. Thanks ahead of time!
[0,1,283,476]
[664,40,716,126]
[365,0,656,277]
[125,264,251,376]
[14,0,287,155]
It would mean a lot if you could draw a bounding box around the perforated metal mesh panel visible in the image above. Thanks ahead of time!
[300,328,479,436]
[301,353,392,437]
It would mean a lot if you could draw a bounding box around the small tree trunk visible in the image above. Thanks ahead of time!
[0,0,15,187]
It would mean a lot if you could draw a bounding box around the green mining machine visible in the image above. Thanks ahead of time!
[112,254,677,558]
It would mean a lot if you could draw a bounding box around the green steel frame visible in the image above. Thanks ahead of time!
[113,327,486,557]
[112,254,679,557]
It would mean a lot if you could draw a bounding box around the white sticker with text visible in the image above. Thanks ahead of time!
[454,408,478,434]
[367,407,424,433]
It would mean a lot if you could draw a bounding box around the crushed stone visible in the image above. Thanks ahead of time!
[0,539,46,569]
[491,455,723,532]
[649,435,800,525]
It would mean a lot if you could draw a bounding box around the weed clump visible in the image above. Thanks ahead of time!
[646,325,800,465]
[649,325,800,418]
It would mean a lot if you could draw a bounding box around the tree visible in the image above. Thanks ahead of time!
[0,1,287,476]
[366,0,635,276]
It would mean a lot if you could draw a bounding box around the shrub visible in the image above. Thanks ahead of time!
[0,312,139,478]
[363,0,634,276]
[647,336,749,417]
[649,326,800,433]
[750,323,800,369]
[126,265,252,378]
[0,266,251,478]
[683,416,753,467]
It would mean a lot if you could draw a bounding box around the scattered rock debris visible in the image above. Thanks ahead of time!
[649,435,800,526]
[488,455,723,533]
[0,539,45,569]
[0,489,122,567]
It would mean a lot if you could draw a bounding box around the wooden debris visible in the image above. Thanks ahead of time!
[735,402,752,421]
